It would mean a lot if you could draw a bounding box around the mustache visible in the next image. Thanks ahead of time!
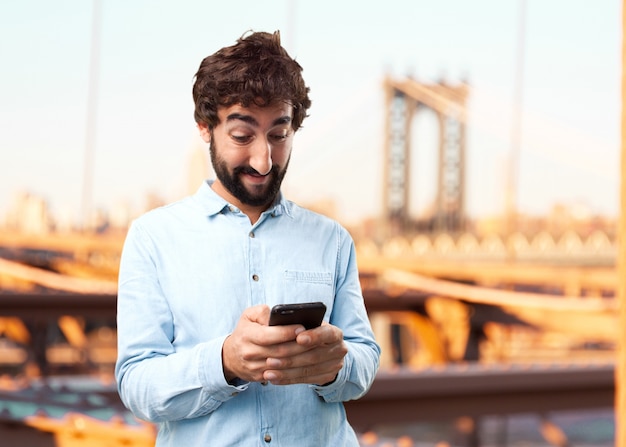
[234,166,277,176]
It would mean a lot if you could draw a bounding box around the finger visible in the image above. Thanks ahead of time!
[258,324,307,347]
[263,358,344,385]
[242,306,300,346]
[267,340,346,368]
[223,334,274,383]
[264,338,311,360]
[296,324,342,347]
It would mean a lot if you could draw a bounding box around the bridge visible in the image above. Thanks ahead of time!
[0,73,622,445]
[0,220,619,367]
[0,226,619,447]
[0,284,617,446]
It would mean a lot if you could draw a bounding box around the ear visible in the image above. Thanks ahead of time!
[197,122,211,143]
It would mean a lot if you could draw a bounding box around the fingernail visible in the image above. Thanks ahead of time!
[267,358,281,368]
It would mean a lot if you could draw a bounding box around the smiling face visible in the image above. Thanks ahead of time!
[198,101,294,219]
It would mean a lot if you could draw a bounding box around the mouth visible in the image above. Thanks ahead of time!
[239,169,270,186]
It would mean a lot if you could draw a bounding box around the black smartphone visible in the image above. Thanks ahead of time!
[269,302,327,330]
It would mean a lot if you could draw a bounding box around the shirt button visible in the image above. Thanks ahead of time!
[228,206,236,212]
[249,231,255,238]
[264,434,272,443]
[252,274,259,281]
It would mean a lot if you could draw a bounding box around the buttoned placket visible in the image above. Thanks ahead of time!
[253,209,282,445]
[248,216,266,307]
[247,207,282,300]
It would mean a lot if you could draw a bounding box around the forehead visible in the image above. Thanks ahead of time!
[217,102,293,127]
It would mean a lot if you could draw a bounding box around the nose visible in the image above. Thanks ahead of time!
[249,137,272,175]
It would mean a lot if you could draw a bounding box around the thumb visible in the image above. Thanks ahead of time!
[244,304,271,325]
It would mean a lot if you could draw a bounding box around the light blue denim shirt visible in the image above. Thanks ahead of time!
[115,181,381,446]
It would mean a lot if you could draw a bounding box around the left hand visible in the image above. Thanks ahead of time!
[262,322,348,386]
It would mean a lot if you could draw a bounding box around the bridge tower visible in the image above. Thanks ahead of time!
[383,76,469,234]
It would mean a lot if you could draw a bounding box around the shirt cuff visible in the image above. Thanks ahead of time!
[197,335,249,401]
[310,352,351,400]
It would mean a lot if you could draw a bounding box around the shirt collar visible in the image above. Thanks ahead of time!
[192,180,293,218]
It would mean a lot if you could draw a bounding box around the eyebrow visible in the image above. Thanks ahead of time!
[225,113,292,127]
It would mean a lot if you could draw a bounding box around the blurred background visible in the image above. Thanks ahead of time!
[0,1,622,446]
[0,0,620,228]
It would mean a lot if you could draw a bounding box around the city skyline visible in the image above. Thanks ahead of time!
[0,0,621,226]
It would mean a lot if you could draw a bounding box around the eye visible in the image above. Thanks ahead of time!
[231,134,252,144]
[270,130,290,142]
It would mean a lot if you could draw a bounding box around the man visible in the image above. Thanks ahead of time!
[115,30,380,446]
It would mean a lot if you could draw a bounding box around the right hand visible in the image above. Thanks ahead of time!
[222,304,304,383]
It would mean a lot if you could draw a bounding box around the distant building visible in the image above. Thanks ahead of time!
[109,201,133,229]
[5,191,52,234]
[187,141,211,195]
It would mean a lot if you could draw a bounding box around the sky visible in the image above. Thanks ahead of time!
[0,0,622,226]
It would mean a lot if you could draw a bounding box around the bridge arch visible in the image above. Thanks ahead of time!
[557,230,583,253]
[383,76,469,235]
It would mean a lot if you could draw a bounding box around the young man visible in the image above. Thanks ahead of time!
[115,31,380,446]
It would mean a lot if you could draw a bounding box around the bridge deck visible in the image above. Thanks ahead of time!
[345,361,615,430]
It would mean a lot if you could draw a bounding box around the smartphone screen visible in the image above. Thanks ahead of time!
[269,302,327,330]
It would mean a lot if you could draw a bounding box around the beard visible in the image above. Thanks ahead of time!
[209,137,289,208]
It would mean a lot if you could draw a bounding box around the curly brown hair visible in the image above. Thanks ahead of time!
[192,30,311,131]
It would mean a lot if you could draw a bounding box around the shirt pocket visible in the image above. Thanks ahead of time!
[282,270,334,312]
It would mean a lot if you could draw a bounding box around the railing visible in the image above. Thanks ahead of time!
[357,230,616,262]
